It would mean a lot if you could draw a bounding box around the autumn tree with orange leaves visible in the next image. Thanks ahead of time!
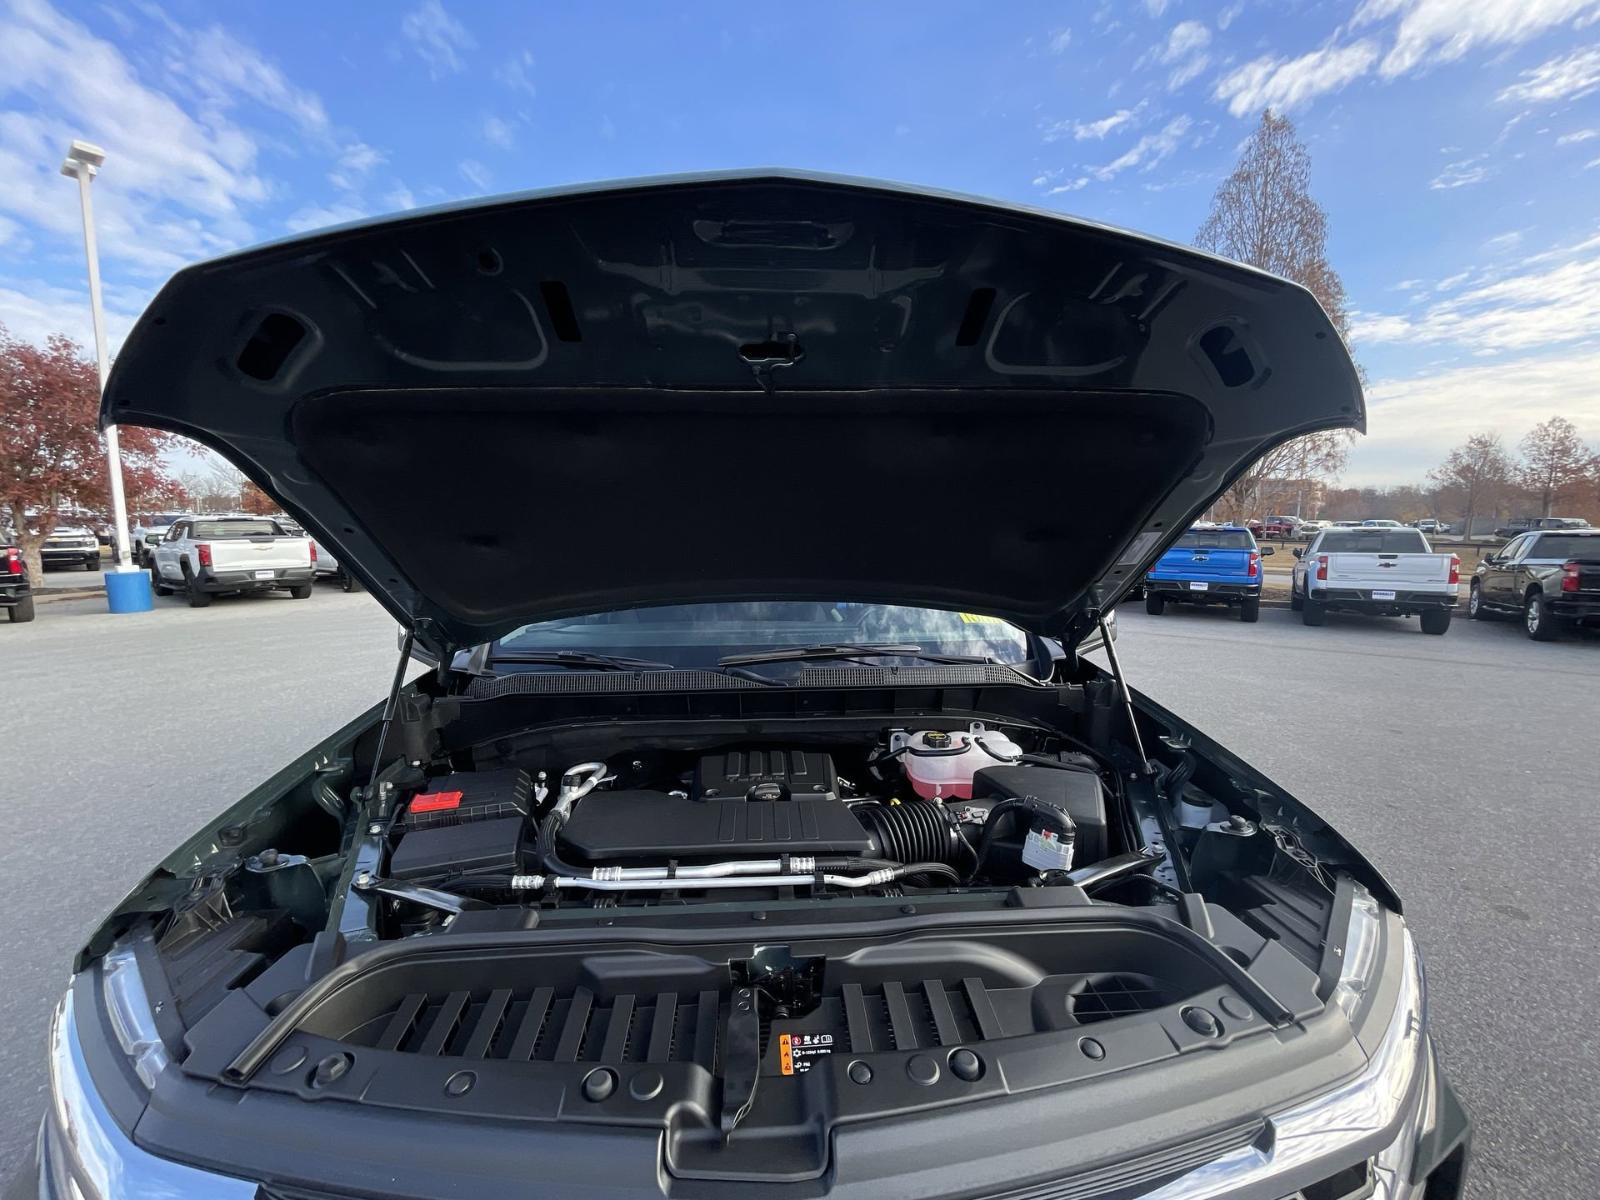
[0,324,181,578]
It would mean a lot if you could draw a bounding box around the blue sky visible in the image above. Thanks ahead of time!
[3,0,1599,484]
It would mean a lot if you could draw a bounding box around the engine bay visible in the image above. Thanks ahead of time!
[363,722,1128,931]
[97,674,1392,1190]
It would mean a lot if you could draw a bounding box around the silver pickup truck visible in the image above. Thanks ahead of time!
[150,515,315,607]
[1290,526,1459,634]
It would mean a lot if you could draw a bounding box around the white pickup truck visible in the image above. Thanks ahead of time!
[150,515,315,607]
[1290,525,1459,634]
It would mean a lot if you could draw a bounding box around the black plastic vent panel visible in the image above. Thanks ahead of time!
[795,664,1039,688]
[347,985,723,1069]
[1069,974,1174,1024]
[466,669,763,698]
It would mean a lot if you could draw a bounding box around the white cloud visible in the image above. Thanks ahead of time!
[1360,0,1600,79]
[1143,0,1170,15]
[385,183,418,211]
[1430,156,1491,189]
[1483,230,1524,252]
[1589,155,1600,168]
[482,114,515,148]
[284,201,370,234]
[1557,128,1599,143]
[1078,115,1193,185]
[179,25,330,135]
[1217,2,1244,30]
[1045,101,1146,142]
[458,158,492,192]
[1158,19,1212,89]
[1352,233,1600,354]
[1047,28,1072,54]
[1351,349,1600,483]
[1160,19,1211,60]
[326,141,386,191]
[1496,45,1600,104]
[0,0,279,275]
[401,0,476,78]
[0,275,143,351]
[495,50,536,96]
[1213,40,1379,116]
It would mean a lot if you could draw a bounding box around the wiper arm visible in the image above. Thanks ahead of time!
[488,650,677,671]
[717,643,1039,683]
[718,643,924,666]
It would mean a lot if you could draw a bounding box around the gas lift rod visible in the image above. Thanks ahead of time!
[366,626,417,797]
[1095,611,1152,775]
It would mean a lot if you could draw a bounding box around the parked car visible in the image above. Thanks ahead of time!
[1296,519,1326,535]
[1143,525,1271,621]
[311,536,363,591]
[1,542,34,623]
[1469,528,1600,640]
[1291,526,1459,633]
[1258,515,1298,538]
[150,515,315,606]
[1359,519,1404,528]
[39,524,101,570]
[132,513,184,565]
[1493,515,1592,538]
[1412,519,1445,535]
[41,174,1468,1200]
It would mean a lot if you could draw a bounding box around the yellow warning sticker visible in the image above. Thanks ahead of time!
[957,612,1004,624]
[776,1030,833,1075]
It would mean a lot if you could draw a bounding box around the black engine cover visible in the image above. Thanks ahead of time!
[559,751,872,862]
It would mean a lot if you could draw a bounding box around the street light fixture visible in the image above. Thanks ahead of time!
[61,139,144,612]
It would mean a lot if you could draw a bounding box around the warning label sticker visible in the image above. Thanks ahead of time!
[777,1031,834,1075]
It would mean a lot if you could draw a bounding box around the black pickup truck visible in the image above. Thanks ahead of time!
[2,542,36,623]
[1469,528,1600,640]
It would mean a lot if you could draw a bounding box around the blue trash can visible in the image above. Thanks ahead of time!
[104,569,153,614]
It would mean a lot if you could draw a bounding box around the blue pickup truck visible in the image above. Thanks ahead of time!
[1143,525,1272,622]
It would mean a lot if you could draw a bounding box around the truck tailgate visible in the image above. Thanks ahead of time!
[1324,553,1452,585]
[1570,558,1600,597]
[208,537,311,572]
[1153,547,1254,581]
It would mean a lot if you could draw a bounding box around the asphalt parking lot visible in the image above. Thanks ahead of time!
[3,591,1597,1195]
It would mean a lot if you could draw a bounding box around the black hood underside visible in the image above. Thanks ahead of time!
[102,170,1363,652]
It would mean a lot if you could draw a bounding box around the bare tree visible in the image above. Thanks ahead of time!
[1196,110,1356,518]
[1515,416,1597,517]
[1429,432,1512,538]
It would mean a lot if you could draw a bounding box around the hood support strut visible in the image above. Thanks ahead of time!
[366,627,416,796]
[1095,611,1151,775]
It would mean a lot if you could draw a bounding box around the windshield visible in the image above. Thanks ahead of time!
[494,602,1033,675]
[1173,529,1255,550]
[1318,530,1430,553]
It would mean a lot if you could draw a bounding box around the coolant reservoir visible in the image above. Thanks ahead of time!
[892,722,1024,800]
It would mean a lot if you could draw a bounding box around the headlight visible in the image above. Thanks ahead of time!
[43,953,257,1199]
[1141,885,1430,1199]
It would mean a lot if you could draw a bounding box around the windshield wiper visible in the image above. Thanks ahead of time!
[488,650,678,672]
[718,642,924,666]
[717,643,1039,683]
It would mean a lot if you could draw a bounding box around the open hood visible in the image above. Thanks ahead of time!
[103,170,1363,654]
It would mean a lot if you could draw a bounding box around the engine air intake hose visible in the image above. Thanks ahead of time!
[854,801,963,866]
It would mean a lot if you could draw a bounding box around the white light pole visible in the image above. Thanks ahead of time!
[60,139,136,578]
